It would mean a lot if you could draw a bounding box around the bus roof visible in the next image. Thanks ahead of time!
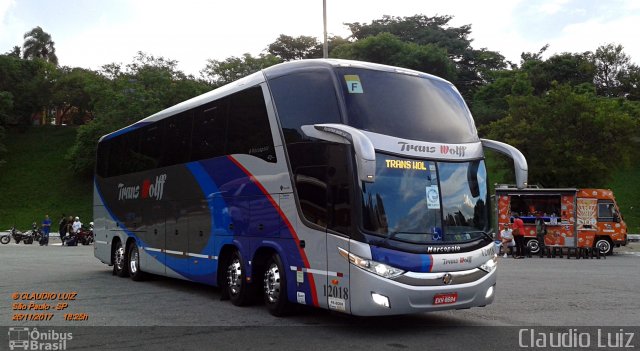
[98,59,453,143]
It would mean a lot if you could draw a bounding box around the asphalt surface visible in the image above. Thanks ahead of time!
[1,240,639,350]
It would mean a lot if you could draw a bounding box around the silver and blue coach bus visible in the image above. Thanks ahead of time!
[94,59,528,316]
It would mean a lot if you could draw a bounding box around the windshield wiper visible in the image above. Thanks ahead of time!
[460,230,493,242]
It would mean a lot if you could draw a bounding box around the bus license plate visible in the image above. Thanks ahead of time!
[433,293,458,305]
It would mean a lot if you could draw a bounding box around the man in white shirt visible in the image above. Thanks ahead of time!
[72,217,82,234]
[500,223,514,258]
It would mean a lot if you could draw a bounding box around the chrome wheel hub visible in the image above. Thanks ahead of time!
[227,258,242,296]
[264,263,281,304]
[130,248,138,274]
[115,246,125,271]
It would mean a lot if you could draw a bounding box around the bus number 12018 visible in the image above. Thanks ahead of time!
[323,285,349,300]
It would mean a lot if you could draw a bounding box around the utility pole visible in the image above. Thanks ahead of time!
[323,0,328,58]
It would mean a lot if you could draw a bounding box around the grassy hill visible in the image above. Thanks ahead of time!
[1,126,638,234]
[0,126,92,230]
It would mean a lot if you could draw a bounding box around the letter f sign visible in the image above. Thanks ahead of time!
[344,75,363,93]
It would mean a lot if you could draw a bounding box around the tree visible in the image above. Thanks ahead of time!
[0,91,11,166]
[4,46,21,58]
[332,32,457,82]
[200,53,281,86]
[593,44,631,97]
[67,52,212,176]
[268,35,322,60]
[343,15,506,99]
[22,26,58,65]
[481,84,638,187]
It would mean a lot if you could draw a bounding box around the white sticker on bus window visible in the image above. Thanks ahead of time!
[296,270,304,283]
[297,291,306,304]
[344,75,363,94]
[426,185,440,209]
[328,297,346,312]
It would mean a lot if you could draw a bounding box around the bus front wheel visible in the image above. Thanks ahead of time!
[263,253,292,317]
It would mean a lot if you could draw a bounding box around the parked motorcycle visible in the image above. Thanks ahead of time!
[26,222,44,244]
[1,227,33,244]
[77,222,94,246]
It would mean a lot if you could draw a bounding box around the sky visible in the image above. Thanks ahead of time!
[1,0,639,77]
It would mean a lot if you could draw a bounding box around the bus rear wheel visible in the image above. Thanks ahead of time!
[113,240,129,277]
[595,238,613,255]
[128,242,145,281]
[263,254,292,317]
[226,251,251,306]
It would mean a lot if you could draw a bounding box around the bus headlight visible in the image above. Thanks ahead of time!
[479,256,498,273]
[338,247,405,279]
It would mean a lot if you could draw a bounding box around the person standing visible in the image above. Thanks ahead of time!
[58,214,68,246]
[41,214,52,246]
[512,213,526,259]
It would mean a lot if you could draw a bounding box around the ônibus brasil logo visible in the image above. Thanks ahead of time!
[118,174,167,201]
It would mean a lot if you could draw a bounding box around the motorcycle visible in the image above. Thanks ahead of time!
[77,222,94,246]
[26,222,44,244]
[1,227,33,244]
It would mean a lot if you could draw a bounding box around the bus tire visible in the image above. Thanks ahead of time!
[113,240,129,277]
[263,253,292,317]
[594,238,613,255]
[226,251,251,306]
[526,239,540,255]
[128,242,145,281]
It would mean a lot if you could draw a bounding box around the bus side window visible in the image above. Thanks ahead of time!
[227,87,276,163]
[161,112,193,167]
[191,100,227,161]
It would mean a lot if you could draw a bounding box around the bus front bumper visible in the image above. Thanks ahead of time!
[348,265,497,316]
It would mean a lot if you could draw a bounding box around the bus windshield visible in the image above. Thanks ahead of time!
[336,67,478,144]
[361,154,489,244]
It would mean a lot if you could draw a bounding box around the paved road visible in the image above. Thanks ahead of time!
[1,242,639,350]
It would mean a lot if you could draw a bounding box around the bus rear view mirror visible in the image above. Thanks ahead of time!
[480,138,528,189]
[301,124,376,183]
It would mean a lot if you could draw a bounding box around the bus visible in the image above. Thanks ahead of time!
[93,59,528,316]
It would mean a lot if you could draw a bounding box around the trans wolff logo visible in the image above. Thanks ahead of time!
[440,145,467,157]
[117,174,167,201]
[7,327,72,350]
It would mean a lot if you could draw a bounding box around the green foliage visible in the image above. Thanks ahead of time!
[332,32,457,82]
[343,14,507,99]
[594,43,631,97]
[200,53,281,86]
[481,83,639,187]
[268,35,322,60]
[22,26,58,65]
[0,55,56,125]
[0,126,92,230]
[66,52,212,176]
[608,163,640,234]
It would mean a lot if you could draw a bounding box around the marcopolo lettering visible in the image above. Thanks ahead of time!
[118,174,167,201]
[426,246,461,254]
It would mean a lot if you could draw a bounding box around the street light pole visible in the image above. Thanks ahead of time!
[323,0,328,58]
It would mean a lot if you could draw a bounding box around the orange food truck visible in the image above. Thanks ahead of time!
[495,186,628,255]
